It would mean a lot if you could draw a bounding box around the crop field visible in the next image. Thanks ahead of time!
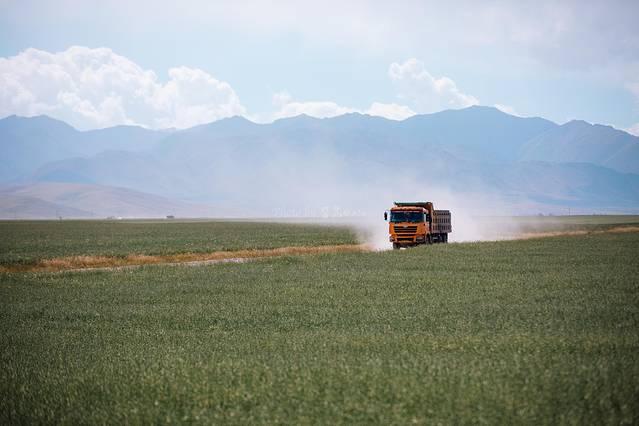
[1,217,639,423]
[0,220,358,266]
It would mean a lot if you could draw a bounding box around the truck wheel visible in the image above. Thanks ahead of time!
[393,243,400,250]
[426,234,433,245]
[443,233,448,243]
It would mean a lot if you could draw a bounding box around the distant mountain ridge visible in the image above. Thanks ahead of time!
[1,107,638,217]
[0,182,225,219]
[520,119,639,174]
[0,115,167,182]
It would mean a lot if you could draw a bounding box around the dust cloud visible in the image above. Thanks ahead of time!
[263,176,530,251]
[343,188,528,251]
[190,137,560,248]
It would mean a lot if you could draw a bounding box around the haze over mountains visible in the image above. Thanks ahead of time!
[1,106,638,218]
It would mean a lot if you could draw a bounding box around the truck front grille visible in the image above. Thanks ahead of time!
[394,225,417,237]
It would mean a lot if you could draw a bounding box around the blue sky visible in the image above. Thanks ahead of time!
[1,0,638,133]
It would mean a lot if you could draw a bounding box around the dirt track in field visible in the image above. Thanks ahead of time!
[2,225,638,274]
[0,244,368,274]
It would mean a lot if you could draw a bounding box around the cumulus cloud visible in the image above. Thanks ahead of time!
[272,91,356,120]
[0,46,245,129]
[389,58,478,113]
[627,123,639,137]
[494,104,522,117]
[365,102,415,120]
[271,92,416,122]
[0,47,510,128]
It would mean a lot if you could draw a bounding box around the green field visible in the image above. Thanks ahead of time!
[511,214,639,226]
[1,218,639,423]
[466,215,639,240]
[0,220,357,266]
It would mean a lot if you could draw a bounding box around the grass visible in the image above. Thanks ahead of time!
[475,215,639,239]
[513,214,639,230]
[0,244,367,273]
[0,220,358,266]
[1,224,638,424]
[2,216,638,268]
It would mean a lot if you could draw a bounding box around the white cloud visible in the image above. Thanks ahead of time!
[271,91,355,120]
[627,123,639,137]
[494,104,522,117]
[365,102,415,120]
[273,102,355,121]
[3,2,638,133]
[0,47,554,129]
[389,58,478,113]
[0,46,245,129]
[271,92,415,122]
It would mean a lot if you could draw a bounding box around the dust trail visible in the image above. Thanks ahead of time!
[346,204,639,248]
[352,218,393,251]
[334,186,530,249]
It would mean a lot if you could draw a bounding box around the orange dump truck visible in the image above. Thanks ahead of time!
[384,202,452,249]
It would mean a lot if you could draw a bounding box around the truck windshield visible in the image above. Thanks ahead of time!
[390,211,424,223]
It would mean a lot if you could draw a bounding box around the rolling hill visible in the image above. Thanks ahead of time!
[0,182,222,219]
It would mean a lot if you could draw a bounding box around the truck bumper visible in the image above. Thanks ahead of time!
[390,234,426,245]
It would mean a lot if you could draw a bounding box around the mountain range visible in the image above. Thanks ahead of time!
[1,106,638,218]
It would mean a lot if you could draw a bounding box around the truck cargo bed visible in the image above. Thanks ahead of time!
[433,210,452,233]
